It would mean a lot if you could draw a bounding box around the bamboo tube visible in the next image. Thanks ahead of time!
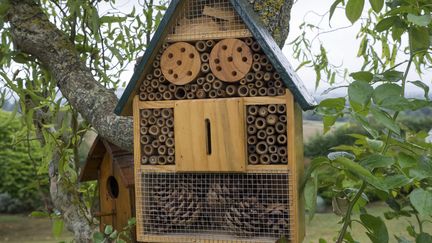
[251,41,261,52]
[268,104,277,114]
[206,73,215,83]
[146,74,153,80]
[141,109,152,118]
[253,53,261,62]
[277,104,286,114]
[259,154,271,164]
[149,125,160,136]
[263,72,272,81]
[279,115,287,123]
[208,90,217,98]
[152,109,161,117]
[184,84,191,91]
[141,156,149,165]
[269,145,278,154]
[275,122,287,133]
[158,134,167,143]
[277,87,285,96]
[217,89,226,97]
[155,54,161,60]
[166,138,174,147]
[226,85,237,96]
[213,80,223,90]
[281,157,288,164]
[260,55,269,65]
[257,130,267,140]
[140,127,148,135]
[167,156,175,164]
[273,72,281,80]
[158,84,167,93]
[161,108,172,118]
[238,85,249,97]
[206,40,215,48]
[148,93,156,101]
[163,91,173,100]
[174,87,187,99]
[268,87,277,96]
[268,81,275,87]
[167,147,175,156]
[161,126,170,135]
[278,147,287,156]
[248,145,257,154]
[255,117,266,130]
[266,114,278,125]
[246,115,255,124]
[247,105,258,116]
[151,140,160,148]
[258,87,267,96]
[258,107,268,117]
[168,84,176,92]
[153,68,162,77]
[239,78,247,85]
[195,40,207,52]
[155,93,163,101]
[140,118,148,127]
[277,134,287,144]
[158,75,166,83]
[153,60,160,68]
[149,156,158,165]
[245,72,255,83]
[266,135,276,145]
[196,77,206,85]
[166,118,174,128]
[252,62,261,72]
[196,89,206,99]
[162,43,170,50]
[157,156,167,165]
[265,63,273,72]
[187,92,195,99]
[270,154,280,164]
[247,125,257,135]
[143,79,151,87]
[168,131,174,138]
[201,63,210,73]
[156,117,165,127]
[139,84,146,92]
[244,37,253,46]
[248,154,259,165]
[274,80,283,88]
[158,145,167,155]
[141,135,151,145]
[247,83,254,88]
[255,79,264,87]
[148,116,157,125]
[203,83,212,92]
[200,53,210,62]
[247,135,257,145]
[139,93,148,100]
[143,145,153,155]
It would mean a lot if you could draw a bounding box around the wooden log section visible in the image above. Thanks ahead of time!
[161,42,201,85]
[209,39,252,82]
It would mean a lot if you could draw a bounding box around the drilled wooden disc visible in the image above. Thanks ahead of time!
[161,42,201,85]
[209,39,252,82]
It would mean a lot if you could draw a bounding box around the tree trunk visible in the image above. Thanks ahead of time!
[5,0,294,241]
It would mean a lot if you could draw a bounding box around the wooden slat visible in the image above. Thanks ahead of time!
[139,165,176,172]
[246,164,288,173]
[243,95,286,105]
[166,30,252,42]
[140,234,279,243]
[174,99,246,172]
[137,100,175,109]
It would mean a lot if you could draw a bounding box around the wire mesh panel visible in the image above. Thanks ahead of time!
[137,171,293,242]
[167,0,251,42]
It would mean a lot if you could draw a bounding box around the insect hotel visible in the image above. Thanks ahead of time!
[115,0,316,242]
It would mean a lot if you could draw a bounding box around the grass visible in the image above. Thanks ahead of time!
[1,203,430,242]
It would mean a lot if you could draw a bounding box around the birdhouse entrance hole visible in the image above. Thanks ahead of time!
[107,176,119,199]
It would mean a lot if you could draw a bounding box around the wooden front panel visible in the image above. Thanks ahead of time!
[174,98,246,172]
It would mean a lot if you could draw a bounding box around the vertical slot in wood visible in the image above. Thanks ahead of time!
[205,118,212,155]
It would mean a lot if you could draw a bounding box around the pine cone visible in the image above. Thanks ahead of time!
[265,203,290,237]
[224,196,264,236]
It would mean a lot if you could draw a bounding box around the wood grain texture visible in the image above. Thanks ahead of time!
[99,153,114,231]
[161,42,201,85]
[174,98,246,172]
[166,30,252,42]
[209,38,252,82]
[203,5,236,21]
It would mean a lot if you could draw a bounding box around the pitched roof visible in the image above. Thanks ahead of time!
[80,136,134,187]
[114,0,316,115]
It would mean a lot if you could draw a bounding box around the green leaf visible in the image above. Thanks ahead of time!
[104,225,113,235]
[409,81,429,100]
[369,0,384,13]
[373,83,402,105]
[109,230,118,239]
[409,27,430,53]
[382,70,404,82]
[30,211,49,218]
[333,157,385,190]
[348,81,373,109]
[93,232,105,243]
[52,219,64,238]
[346,0,365,24]
[330,0,344,21]
[318,97,346,114]
[359,154,394,169]
[407,14,432,27]
[350,71,373,82]
[99,16,127,24]
[304,176,317,220]
[353,113,379,138]
[370,107,400,135]
[380,96,412,111]
[0,1,11,17]
[382,175,411,189]
[409,189,432,216]
[375,16,397,32]
[360,214,389,243]
[416,233,432,243]
[398,152,417,169]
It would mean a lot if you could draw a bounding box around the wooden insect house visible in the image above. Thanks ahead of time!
[80,136,135,233]
[115,0,316,242]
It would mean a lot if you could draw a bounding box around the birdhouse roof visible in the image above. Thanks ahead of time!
[80,136,134,187]
[115,0,316,115]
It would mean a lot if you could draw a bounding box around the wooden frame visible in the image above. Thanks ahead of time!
[133,90,304,242]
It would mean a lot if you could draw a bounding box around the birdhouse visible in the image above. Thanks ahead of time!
[115,0,316,242]
[80,137,135,234]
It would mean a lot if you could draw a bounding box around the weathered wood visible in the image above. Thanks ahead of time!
[202,6,235,21]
